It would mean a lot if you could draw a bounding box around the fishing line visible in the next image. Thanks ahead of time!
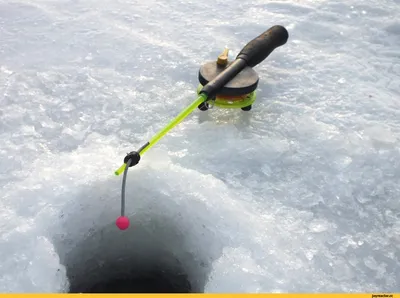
[120,158,132,217]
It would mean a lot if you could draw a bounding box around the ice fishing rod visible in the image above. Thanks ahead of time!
[114,25,289,230]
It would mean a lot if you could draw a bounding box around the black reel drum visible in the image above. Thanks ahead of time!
[196,48,259,111]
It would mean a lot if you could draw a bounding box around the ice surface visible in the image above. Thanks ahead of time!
[1,0,400,293]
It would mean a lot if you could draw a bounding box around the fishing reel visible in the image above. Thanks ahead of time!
[196,48,259,111]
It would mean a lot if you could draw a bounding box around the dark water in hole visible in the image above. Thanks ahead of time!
[69,268,192,293]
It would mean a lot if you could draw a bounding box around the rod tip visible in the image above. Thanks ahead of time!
[114,164,126,176]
